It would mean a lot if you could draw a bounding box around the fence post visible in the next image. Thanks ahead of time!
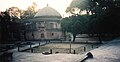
[18,46,20,52]
[86,41,88,43]
[91,45,94,48]
[18,43,20,52]
[73,50,75,54]
[30,43,32,49]
[39,42,40,46]
[31,48,33,53]
[60,39,62,43]
[30,42,32,49]
[83,47,86,52]
[50,49,52,54]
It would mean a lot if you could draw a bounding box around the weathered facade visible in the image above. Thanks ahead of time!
[23,6,63,40]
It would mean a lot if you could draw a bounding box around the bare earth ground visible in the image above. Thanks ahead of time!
[40,43,83,49]
[26,43,101,54]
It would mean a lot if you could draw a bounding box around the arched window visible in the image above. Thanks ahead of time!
[41,33,45,38]
[52,33,54,36]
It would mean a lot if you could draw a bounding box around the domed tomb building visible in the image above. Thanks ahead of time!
[23,5,63,40]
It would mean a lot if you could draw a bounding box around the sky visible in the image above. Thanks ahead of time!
[0,0,72,17]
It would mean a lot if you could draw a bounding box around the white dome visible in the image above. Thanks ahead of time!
[34,6,61,18]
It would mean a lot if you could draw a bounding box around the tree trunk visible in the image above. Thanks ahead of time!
[73,34,76,42]
[97,34,102,44]
[63,31,66,41]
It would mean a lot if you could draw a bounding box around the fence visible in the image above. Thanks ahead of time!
[30,43,101,54]
[16,40,102,54]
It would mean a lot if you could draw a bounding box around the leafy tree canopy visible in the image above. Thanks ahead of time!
[67,0,120,34]
[61,15,89,42]
[67,0,120,15]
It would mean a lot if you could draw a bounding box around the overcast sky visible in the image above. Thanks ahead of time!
[0,0,72,17]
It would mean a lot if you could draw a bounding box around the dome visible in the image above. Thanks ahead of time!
[34,6,62,18]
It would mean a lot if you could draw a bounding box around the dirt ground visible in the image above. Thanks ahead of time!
[26,43,101,54]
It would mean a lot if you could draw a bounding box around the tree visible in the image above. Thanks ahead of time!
[66,0,97,15]
[61,15,89,42]
[23,2,38,19]
[0,11,24,43]
[68,0,120,33]
[6,2,38,19]
[7,7,24,20]
[0,11,11,43]
[67,0,120,43]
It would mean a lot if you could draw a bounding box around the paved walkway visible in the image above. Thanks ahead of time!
[7,42,46,52]
[11,38,120,62]
[85,38,120,62]
[12,53,84,62]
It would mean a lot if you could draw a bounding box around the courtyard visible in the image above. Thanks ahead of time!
[12,38,120,62]
[25,42,101,54]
